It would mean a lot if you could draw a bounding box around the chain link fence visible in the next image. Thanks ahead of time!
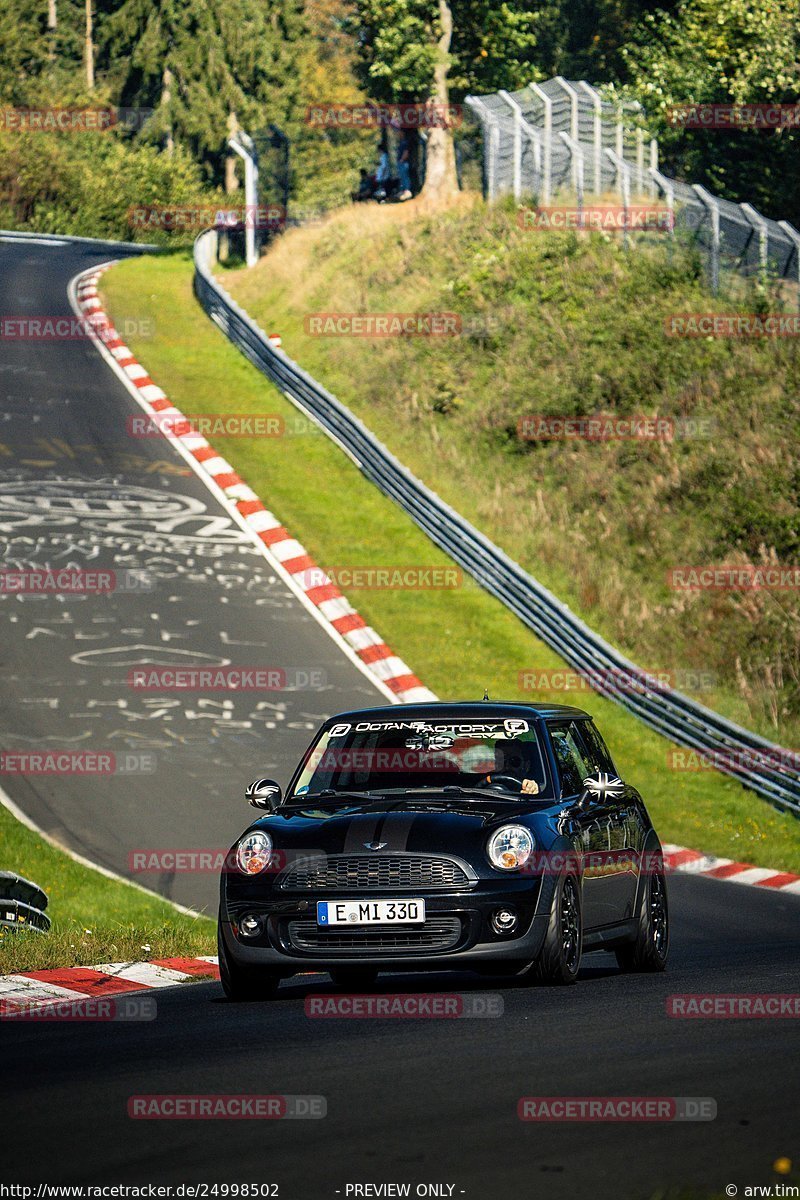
[466,77,800,299]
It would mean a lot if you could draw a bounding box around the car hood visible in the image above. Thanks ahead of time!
[249,794,558,855]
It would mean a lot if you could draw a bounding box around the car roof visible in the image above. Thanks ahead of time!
[323,701,592,724]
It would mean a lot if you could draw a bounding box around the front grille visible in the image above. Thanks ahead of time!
[278,854,472,892]
[285,916,462,955]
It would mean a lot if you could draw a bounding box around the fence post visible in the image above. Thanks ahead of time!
[465,96,497,201]
[777,220,800,309]
[498,90,523,200]
[693,184,721,295]
[528,82,552,205]
[649,167,676,244]
[227,129,259,268]
[740,202,769,284]
[560,133,584,219]
[604,148,631,247]
[649,139,659,198]
[578,81,603,194]
[555,77,580,190]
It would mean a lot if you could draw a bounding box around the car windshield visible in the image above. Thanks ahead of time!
[290,714,553,800]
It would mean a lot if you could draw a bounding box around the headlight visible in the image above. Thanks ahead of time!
[487,824,534,871]
[236,831,273,875]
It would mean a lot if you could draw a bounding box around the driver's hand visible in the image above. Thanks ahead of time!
[520,778,539,795]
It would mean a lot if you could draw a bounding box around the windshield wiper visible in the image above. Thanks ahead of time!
[376,785,501,799]
[291,789,378,802]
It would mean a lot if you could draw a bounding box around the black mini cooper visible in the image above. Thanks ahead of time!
[218,703,669,998]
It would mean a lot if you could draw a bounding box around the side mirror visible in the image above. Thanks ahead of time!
[576,772,625,810]
[245,778,282,811]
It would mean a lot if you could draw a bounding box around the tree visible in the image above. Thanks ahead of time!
[0,0,84,102]
[349,0,538,200]
[620,0,800,222]
[100,0,305,184]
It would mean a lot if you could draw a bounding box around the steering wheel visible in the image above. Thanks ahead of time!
[483,773,523,793]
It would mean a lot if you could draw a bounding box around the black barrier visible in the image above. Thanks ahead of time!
[0,874,50,933]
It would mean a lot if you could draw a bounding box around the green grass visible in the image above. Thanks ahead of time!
[226,199,800,751]
[99,250,800,874]
[0,800,215,973]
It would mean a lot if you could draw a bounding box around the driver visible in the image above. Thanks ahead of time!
[484,738,539,795]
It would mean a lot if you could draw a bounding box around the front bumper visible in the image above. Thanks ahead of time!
[220,873,556,971]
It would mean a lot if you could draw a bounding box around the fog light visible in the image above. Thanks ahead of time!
[491,908,518,935]
[239,913,265,939]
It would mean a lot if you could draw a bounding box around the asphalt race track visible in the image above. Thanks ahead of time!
[0,236,380,913]
[0,238,798,1199]
[2,878,799,1198]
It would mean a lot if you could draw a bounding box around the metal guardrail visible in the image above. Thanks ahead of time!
[193,230,800,816]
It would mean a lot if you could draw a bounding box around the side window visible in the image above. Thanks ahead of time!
[548,722,592,796]
[576,720,616,775]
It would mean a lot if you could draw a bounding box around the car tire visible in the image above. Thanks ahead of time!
[217,922,280,1001]
[532,873,583,986]
[615,864,669,973]
[329,967,379,989]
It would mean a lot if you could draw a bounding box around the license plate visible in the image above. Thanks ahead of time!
[316,899,426,926]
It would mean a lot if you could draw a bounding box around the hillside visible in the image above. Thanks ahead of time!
[224,200,800,747]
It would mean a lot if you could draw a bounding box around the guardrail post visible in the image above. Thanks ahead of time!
[578,81,603,194]
[740,202,769,284]
[777,220,800,308]
[693,184,721,295]
[528,82,552,204]
[498,90,523,199]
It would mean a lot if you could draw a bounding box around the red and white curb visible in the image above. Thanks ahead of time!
[73,264,435,706]
[663,844,800,894]
[0,957,219,1014]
